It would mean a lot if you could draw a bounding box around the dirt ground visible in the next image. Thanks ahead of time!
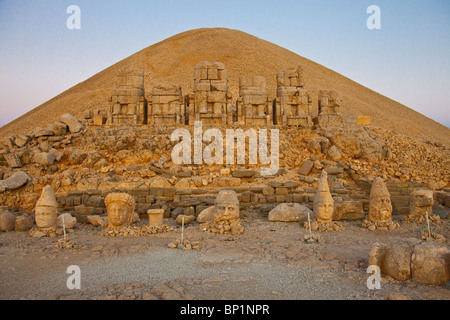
[0,210,449,301]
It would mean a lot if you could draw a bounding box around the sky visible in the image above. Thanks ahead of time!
[0,0,449,128]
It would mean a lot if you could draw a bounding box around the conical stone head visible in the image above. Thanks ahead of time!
[369,177,392,222]
[35,185,58,230]
[313,170,334,223]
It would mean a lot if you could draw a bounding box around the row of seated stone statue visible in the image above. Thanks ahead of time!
[107,62,342,126]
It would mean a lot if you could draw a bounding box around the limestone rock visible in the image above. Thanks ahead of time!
[268,203,313,222]
[0,171,31,192]
[327,145,342,161]
[333,201,364,220]
[33,152,56,166]
[0,210,16,232]
[47,121,68,136]
[409,190,433,217]
[298,160,314,176]
[369,242,450,285]
[60,114,84,133]
[382,244,414,281]
[4,153,22,168]
[231,170,258,178]
[49,148,64,162]
[148,176,171,188]
[14,134,30,148]
[176,214,196,225]
[87,215,108,228]
[14,215,34,232]
[197,206,215,223]
[57,213,77,229]
[411,243,450,286]
[175,178,190,189]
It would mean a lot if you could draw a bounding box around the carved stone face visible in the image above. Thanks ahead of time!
[314,194,334,223]
[213,190,240,221]
[105,193,135,229]
[369,196,392,222]
[108,203,132,228]
[35,206,58,230]
[215,203,239,221]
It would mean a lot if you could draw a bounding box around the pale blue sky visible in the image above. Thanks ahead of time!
[0,0,449,127]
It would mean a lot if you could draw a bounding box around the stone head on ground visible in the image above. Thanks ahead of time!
[369,177,392,223]
[313,170,334,223]
[212,189,240,221]
[35,185,58,231]
[105,193,136,229]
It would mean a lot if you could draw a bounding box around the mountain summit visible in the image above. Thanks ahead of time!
[1,28,448,145]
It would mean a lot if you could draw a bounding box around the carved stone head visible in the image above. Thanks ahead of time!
[369,178,392,223]
[213,190,240,221]
[35,185,58,231]
[313,171,334,223]
[105,193,135,229]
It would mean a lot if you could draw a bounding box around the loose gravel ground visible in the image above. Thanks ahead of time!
[0,216,449,300]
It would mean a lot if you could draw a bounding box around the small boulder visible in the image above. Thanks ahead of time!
[409,190,434,217]
[0,210,16,232]
[298,160,314,176]
[15,215,34,232]
[87,215,108,228]
[33,152,56,166]
[333,201,364,220]
[268,203,313,222]
[0,171,31,192]
[14,134,30,148]
[411,242,450,286]
[57,213,77,229]
[59,114,84,133]
[197,206,215,223]
[176,215,196,225]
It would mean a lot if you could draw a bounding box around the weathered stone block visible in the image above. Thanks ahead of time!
[268,203,313,222]
[262,187,275,196]
[333,201,364,220]
[0,211,16,232]
[411,243,450,286]
[275,187,288,195]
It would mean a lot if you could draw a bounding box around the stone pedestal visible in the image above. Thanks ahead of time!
[147,209,164,227]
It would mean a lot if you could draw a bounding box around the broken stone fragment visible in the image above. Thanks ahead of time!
[59,113,84,133]
[176,215,195,225]
[196,206,215,223]
[14,134,30,148]
[4,153,22,168]
[87,215,108,228]
[268,203,313,222]
[33,152,56,166]
[411,242,450,286]
[14,215,34,232]
[0,171,31,192]
[57,213,77,229]
[369,242,450,285]
[409,190,433,217]
[0,210,16,232]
